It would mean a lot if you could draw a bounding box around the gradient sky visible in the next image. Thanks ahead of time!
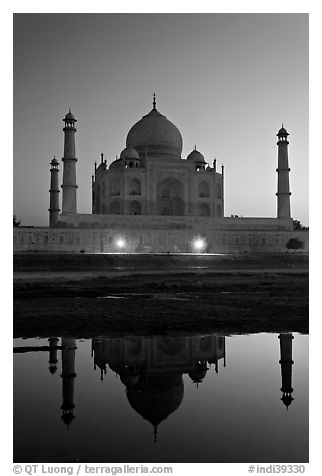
[13,13,309,226]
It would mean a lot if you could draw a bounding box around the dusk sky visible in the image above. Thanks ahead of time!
[13,13,309,226]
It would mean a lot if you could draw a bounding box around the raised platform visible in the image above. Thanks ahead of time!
[13,217,308,253]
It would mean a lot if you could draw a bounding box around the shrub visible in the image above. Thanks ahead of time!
[286,238,304,250]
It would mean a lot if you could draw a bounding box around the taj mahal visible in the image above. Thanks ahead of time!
[13,95,308,253]
[91,95,224,220]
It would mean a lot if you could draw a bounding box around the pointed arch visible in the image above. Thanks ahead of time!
[110,177,121,196]
[198,181,210,198]
[110,200,120,214]
[129,201,141,215]
[129,178,141,195]
[199,202,210,216]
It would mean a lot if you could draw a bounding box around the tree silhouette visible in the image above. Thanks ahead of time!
[286,238,304,250]
[293,219,308,231]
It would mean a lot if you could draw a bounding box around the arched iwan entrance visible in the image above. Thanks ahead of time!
[157,177,185,216]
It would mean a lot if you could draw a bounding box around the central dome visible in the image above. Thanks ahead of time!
[126,107,183,159]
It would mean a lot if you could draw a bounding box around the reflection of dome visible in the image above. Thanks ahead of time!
[127,374,184,428]
[126,108,183,158]
[120,147,140,160]
[187,148,205,163]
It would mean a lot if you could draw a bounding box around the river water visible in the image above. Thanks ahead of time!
[13,333,308,463]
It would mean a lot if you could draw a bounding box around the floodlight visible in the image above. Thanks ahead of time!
[192,237,206,253]
[115,237,126,249]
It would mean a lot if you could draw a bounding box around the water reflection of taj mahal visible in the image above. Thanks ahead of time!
[44,334,295,437]
[92,335,225,441]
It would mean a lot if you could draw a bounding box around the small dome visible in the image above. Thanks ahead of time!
[109,159,122,170]
[277,125,288,136]
[120,147,140,160]
[187,148,205,162]
[49,365,58,375]
[50,157,59,165]
[64,110,76,121]
[120,373,140,388]
[188,363,208,383]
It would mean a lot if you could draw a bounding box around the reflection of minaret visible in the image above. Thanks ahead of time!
[48,337,59,375]
[61,338,77,427]
[278,333,294,409]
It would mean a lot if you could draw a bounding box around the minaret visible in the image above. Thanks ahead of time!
[91,174,95,214]
[60,337,77,427]
[276,125,291,218]
[278,333,294,409]
[61,110,78,214]
[221,164,225,217]
[48,157,60,227]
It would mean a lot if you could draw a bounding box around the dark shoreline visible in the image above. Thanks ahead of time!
[13,253,309,338]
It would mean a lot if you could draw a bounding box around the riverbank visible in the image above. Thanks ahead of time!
[13,253,309,337]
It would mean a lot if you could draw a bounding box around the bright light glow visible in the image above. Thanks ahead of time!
[192,237,206,252]
[115,237,126,249]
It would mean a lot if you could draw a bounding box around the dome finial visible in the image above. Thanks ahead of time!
[194,145,197,151]
[153,93,156,110]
